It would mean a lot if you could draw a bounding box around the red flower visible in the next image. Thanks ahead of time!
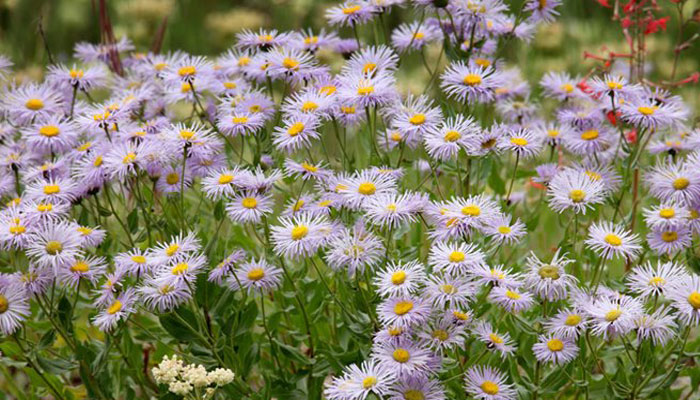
[595,0,612,7]
[606,110,619,126]
[644,16,669,34]
[626,129,638,144]
[621,17,634,28]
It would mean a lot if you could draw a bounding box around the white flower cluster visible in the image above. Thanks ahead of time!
[151,355,234,398]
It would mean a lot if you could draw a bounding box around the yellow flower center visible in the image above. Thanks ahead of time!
[510,137,528,146]
[232,116,248,124]
[581,130,599,141]
[391,270,407,285]
[218,174,234,184]
[461,205,481,216]
[77,227,92,235]
[362,63,377,74]
[357,85,375,96]
[659,208,675,218]
[449,251,465,263]
[282,57,299,70]
[505,290,521,300]
[287,122,305,136]
[43,185,60,195]
[463,74,482,86]
[409,114,426,125]
[605,308,622,322]
[37,203,53,212]
[180,130,195,140]
[497,226,512,234]
[362,376,377,389]
[393,348,411,363]
[171,263,189,275]
[560,83,574,93]
[547,338,564,352]
[247,268,265,281]
[431,329,449,341]
[301,162,318,172]
[538,265,560,279]
[391,132,402,142]
[131,255,146,264]
[565,314,581,326]
[569,189,586,203]
[319,85,336,95]
[547,130,560,138]
[291,225,309,240]
[166,173,179,185]
[453,310,470,320]
[343,5,362,14]
[304,36,319,44]
[489,333,503,344]
[388,327,403,336]
[45,240,63,255]
[648,276,665,286]
[70,261,90,273]
[394,301,413,315]
[607,81,623,90]
[10,225,26,234]
[673,177,689,190]
[93,155,103,167]
[441,284,456,294]
[70,69,84,79]
[0,294,8,314]
[25,98,45,110]
[585,171,601,181]
[404,389,425,400]
[413,32,425,40]
[165,243,179,257]
[39,125,60,137]
[123,152,136,164]
[358,182,376,195]
[604,234,622,246]
[688,292,700,309]
[241,197,258,209]
[481,381,499,395]
[444,130,461,142]
[475,58,491,67]
[178,66,196,77]
[661,231,678,242]
[386,203,397,212]
[638,106,657,115]
[341,105,356,114]
[107,300,123,315]
[301,101,318,113]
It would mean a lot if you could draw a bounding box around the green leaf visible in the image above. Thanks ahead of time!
[127,209,139,233]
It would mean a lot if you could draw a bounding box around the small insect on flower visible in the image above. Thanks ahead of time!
[0,283,30,335]
[93,288,138,332]
[464,365,517,400]
[585,222,642,260]
[667,274,700,326]
[532,334,579,365]
[226,258,283,295]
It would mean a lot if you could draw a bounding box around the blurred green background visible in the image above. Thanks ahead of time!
[0,0,698,109]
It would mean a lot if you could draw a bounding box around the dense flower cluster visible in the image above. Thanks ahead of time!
[0,0,698,399]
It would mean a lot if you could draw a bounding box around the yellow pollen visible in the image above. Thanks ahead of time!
[343,5,362,14]
[475,58,491,67]
[404,389,425,400]
[123,152,136,164]
[605,308,622,322]
[498,226,512,234]
[358,182,376,195]
[249,105,262,113]
[393,348,411,363]
[301,101,318,112]
[45,241,62,255]
[218,174,234,184]
[453,310,470,320]
[362,63,377,74]
[388,326,403,336]
[444,130,461,142]
[165,243,180,257]
[78,142,93,151]
[391,132,402,142]
[481,381,500,395]
[505,290,521,300]
[357,85,375,96]
[171,263,189,275]
[581,130,599,141]
[362,376,377,389]
[604,234,622,246]
[648,276,665,286]
[547,339,564,352]
[166,173,179,185]
[688,292,700,309]
[70,261,90,273]
[489,333,503,344]
[291,225,309,240]
[449,251,465,263]
[107,300,123,315]
[463,74,482,86]
[69,69,84,79]
[10,225,26,235]
[318,200,332,207]
[77,227,93,235]
[304,36,319,44]
[320,85,336,95]
[431,329,449,342]
[673,177,689,190]
[638,106,657,115]
[93,155,103,167]
[413,32,425,40]
[131,255,146,264]
[386,203,397,212]
[178,66,196,76]
[39,125,60,137]
[461,205,481,216]
[569,189,586,203]
[238,57,251,66]
[391,270,407,285]
[510,137,528,146]
[43,185,60,195]
[691,210,699,219]
[341,105,356,114]
[607,81,623,90]
[154,63,167,71]
[282,58,299,70]
[287,122,305,136]
[232,116,248,124]
[565,314,581,326]
[0,294,8,314]
[441,284,456,294]
[547,130,560,137]
[560,83,574,93]
[25,98,44,110]
[409,114,426,125]
[180,130,195,140]
[242,197,258,209]
[661,231,678,242]
[223,82,237,89]
[301,162,318,173]
[659,208,675,219]
[394,301,413,315]
[247,268,265,281]
[37,203,53,212]
[258,34,274,42]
